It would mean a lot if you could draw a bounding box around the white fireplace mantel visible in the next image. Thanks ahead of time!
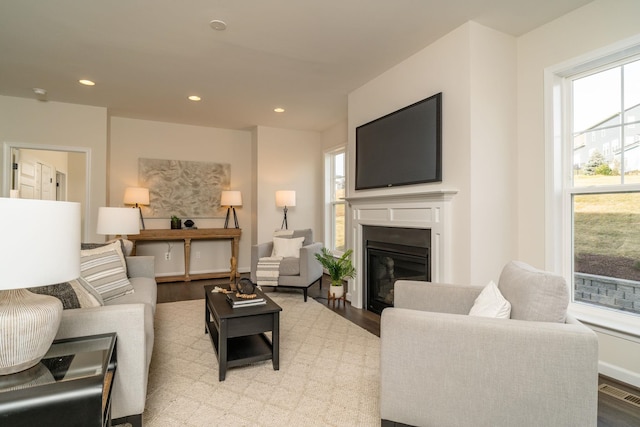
[346,189,457,309]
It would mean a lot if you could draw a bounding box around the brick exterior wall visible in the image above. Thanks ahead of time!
[575,273,640,314]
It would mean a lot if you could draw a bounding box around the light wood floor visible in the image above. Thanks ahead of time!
[157,274,640,427]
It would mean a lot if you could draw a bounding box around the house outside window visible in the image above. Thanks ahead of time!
[324,148,346,254]
[548,45,640,331]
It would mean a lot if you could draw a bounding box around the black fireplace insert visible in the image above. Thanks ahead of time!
[363,226,430,314]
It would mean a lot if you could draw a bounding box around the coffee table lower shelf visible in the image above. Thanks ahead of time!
[205,320,274,367]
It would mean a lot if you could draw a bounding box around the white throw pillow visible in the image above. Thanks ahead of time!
[272,236,305,258]
[469,280,511,319]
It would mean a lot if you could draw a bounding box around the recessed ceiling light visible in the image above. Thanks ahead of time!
[209,19,227,31]
[188,95,201,101]
[79,79,95,86]
[274,107,285,113]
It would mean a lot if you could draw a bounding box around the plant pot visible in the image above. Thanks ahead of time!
[170,219,181,229]
[329,284,344,299]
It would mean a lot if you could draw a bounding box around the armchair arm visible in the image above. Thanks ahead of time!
[299,242,323,283]
[251,242,274,283]
[125,255,155,279]
[56,303,153,420]
[394,280,483,314]
[380,308,598,427]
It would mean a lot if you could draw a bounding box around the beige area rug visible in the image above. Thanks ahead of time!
[142,291,381,426]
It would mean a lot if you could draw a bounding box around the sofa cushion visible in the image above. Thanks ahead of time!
[498,261,569,323]
[80,241,134,302]
[279,257,301,276]
[105,276,157,314]
[468,280,511,319]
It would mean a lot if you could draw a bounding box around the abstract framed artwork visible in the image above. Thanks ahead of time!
[138,158,230,218]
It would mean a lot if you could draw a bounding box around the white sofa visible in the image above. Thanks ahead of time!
[54,255,156,427]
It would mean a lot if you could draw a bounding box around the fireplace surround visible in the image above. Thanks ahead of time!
[346,190,456,310]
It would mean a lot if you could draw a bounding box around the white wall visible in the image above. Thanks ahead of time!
[109,117,253,276]
[517,0,640,386]
[348,22,516,285]
[253,126,323,245]
[0,95,107,242]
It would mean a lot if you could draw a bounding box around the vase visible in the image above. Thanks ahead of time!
[329,284,344,299]
[170,219,181,229]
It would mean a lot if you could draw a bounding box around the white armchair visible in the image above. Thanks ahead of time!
[250,229,323,301]
[380,261,599,427]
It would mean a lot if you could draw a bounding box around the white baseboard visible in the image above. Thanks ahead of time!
[599,361,640,389]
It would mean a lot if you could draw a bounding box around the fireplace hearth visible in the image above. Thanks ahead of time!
[363,226,430,314]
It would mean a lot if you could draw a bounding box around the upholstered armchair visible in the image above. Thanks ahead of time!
[380,261,599,427]
[250,229,323,301]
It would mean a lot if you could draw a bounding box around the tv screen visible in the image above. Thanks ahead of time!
[355,92,442,190]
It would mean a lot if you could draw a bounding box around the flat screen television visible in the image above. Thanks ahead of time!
[355,92,442,190]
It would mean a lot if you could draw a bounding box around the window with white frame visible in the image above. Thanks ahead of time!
[550,50,640,325]
[325,148,346,254]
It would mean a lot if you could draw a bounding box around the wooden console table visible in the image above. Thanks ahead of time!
[128,228,241,283]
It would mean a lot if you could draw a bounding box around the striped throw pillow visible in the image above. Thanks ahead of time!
[80,241,134,302]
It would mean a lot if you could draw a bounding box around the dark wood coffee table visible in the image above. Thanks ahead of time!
[204,285,282,381]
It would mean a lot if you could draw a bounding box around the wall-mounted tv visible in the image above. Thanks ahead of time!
[355,92,442,190]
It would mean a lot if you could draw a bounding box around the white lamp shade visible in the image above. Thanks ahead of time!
[97,207,141,235]
[0,198,80,289]
[220,190,242,207]
[275,190,296,207]
[123,187,150,205]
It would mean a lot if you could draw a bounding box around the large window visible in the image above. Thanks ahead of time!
[552,51,640,325]
[325,148,346,254]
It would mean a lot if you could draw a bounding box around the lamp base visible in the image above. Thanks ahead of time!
[0,289,63,375]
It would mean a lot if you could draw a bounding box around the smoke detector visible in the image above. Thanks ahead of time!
[33,88,48,102]
[209,19,227,31]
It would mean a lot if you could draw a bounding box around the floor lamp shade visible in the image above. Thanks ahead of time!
[97,207,141,236]
[275,190,296,229]
[0,198,81,375]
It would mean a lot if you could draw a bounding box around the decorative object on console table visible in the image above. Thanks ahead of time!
[315,247,356,308]
[123,186,149,230]
[275,190,296,230]
[0,198,80,375]
[96,207,140,239]
[170,215,182,229]
[220,190,242,229]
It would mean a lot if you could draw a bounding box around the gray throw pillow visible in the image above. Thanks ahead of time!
[498,261,569,323]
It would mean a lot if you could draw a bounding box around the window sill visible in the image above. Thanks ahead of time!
[569,302,640,342]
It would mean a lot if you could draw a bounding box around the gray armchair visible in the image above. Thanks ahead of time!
[380,261,599,427]
[250,229,323,301]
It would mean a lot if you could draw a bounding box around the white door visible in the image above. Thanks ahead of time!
[40,163,55,200]
[18,160,36,199]
[17,160,56,200]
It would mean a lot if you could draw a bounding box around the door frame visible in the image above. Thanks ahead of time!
[3,141,92,240]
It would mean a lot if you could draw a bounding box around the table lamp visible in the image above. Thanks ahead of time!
[275,190,296,230]
[123,187,149,230]
[220,190,242,229]
[96,207,141,238]
[0,198,80,375]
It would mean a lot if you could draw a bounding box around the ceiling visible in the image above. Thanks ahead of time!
[0,0,593,132]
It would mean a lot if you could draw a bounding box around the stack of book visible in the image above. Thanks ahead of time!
[226,293,266,308]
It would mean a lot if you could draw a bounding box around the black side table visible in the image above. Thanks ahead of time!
[0,333,117,427]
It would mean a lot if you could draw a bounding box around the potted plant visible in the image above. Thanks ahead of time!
[315,247,356,299]
[170,215,181,229]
